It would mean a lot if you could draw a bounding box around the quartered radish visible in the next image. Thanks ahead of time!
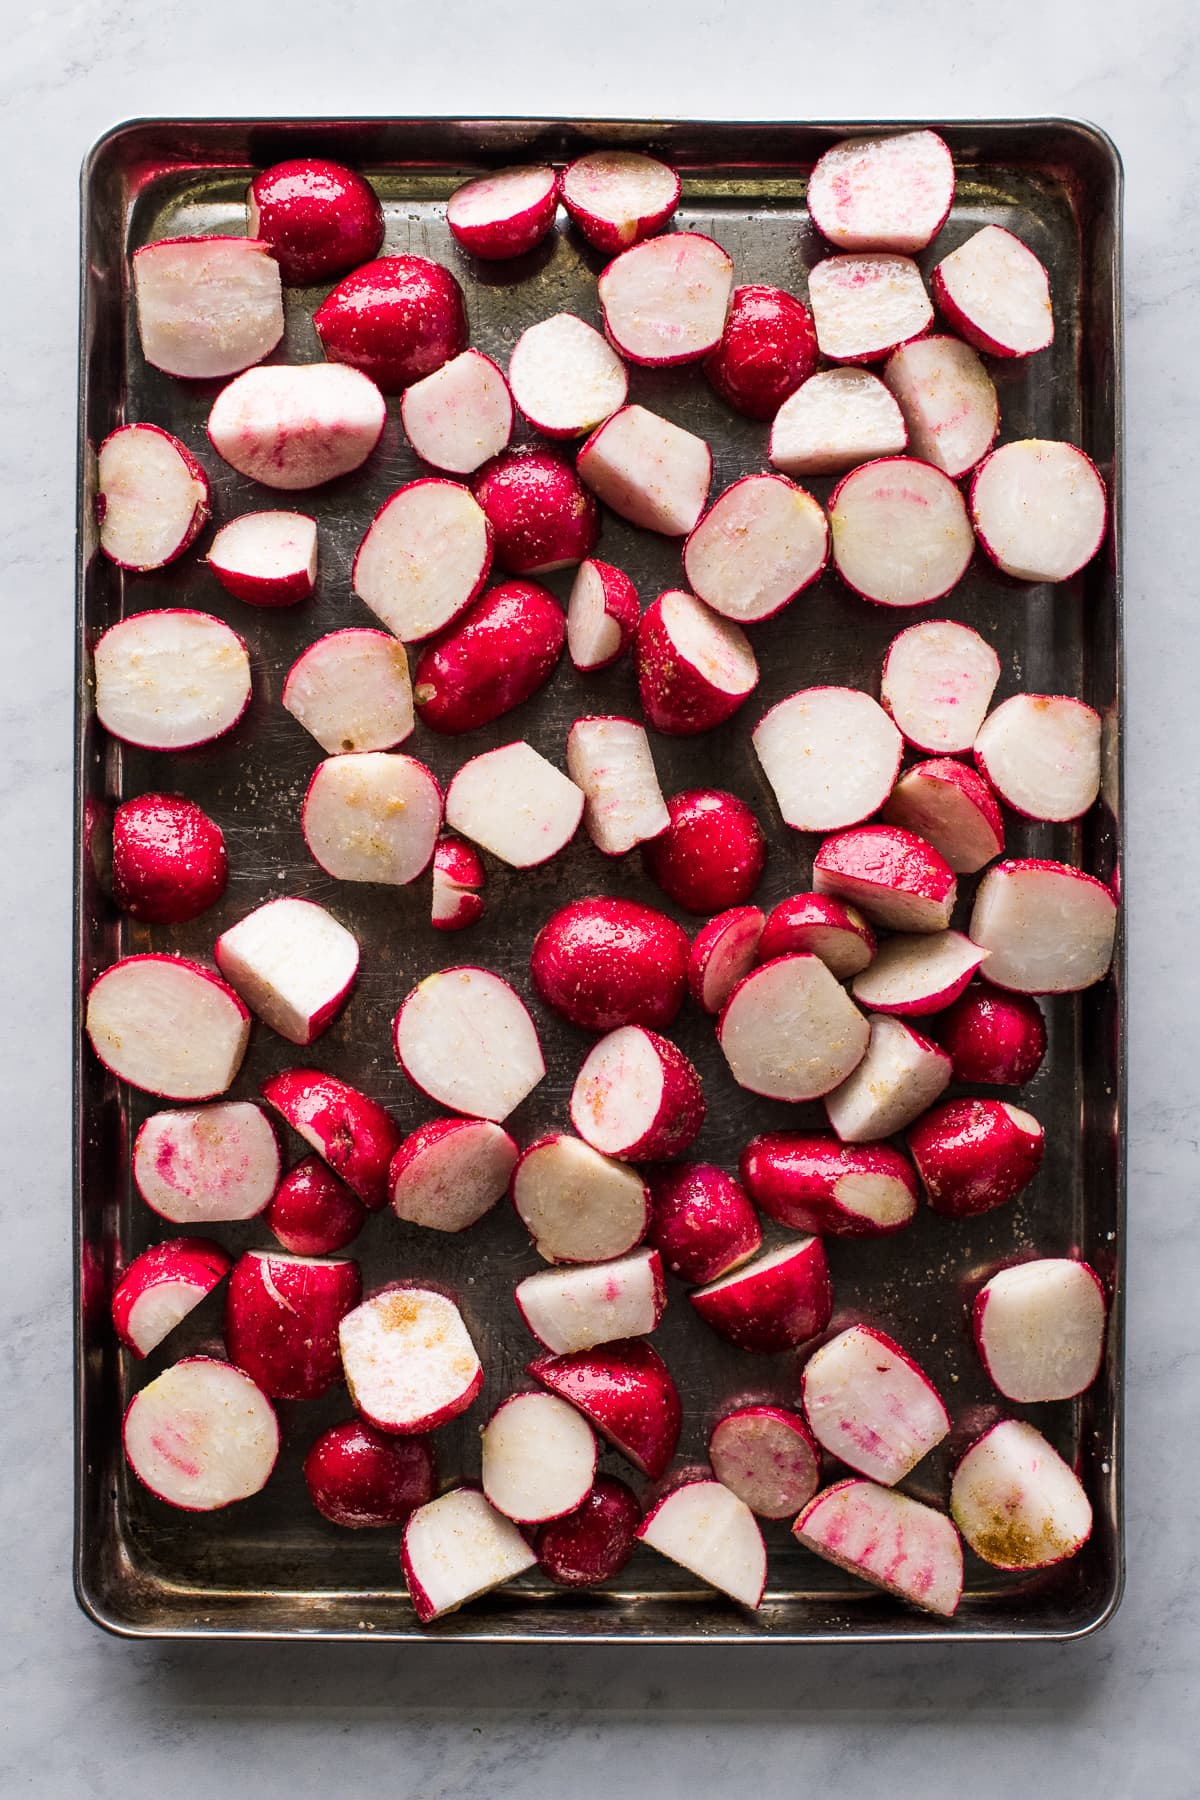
[394,967,545,1121]
[808,254,933,364]
[111,1238,231,1358]
[247,157,384,283]
[970,440,1107,582]
[880,618,1001,754]
[689,906,765,1014]
[514,1248,665,1354]
[93,610,251,751]
[531,896,689,1032]
[266,1156,365,1257]
[682,474,828,623]
[313,255,468,393]
[740,1132,918,1238]
[208,511,317,606]
[598,232,733,366]
[801,1324,949,1485]
[431,836,486,932]
[757,894,876,980]
[974,693,1102,822]
[283,629,414,754]
[718,954,869,1101]
[769,369,907,478]
[86,956,250,1101]
[304,1422,435,1528]
[301,751,441,885]
[509,312,628,437]
[794,1480,963,1617]
[208,363,387,489]
[647,1162,762,1284]
[709,1406,820,1520]
[259,1067,402,1210]
[932,224,1054,358]
[850,930,987,1016]
[577,405,711,537]
[123,1357,279,1510]
[571,1027,705,1161]
[511,1135,649,1264]
[636,591,758,735]
[882,336,998,478]
[969,859,1117,993]
[560,150,680,251]
[753,686,902,832]
[638,1480,767,1609]
[388,1117,518,1232]
[566,716,670,856]
[445,741,584,867]
[403,1487,537,1623]
[413,579,564,735]
[704,283,818,419]
[535,1475,642,1587]
[690,1237,832,1354]
[96,425,210,571]
[352,479,493,641]
[950,1420,1091,1569]
[340,1287,482,1433]
[399,349,513,475]
[883,758,1004,873]
[938,982,1047,1086]
[907,1097,1044,1218]
[808,130,955,253]
[643,789,767,912]
[823,1014,951,1143]
[111,793,227,925]
[814,825,957,932]
[567,558,640,671]
[527,1339,681,1479]
[974,1259,1107,1403]
[225,1249,361,1401]
[482,1393,597,1524]
[472,447,598,574]
[214,897,359,1045]
[133,236,284,379]
[133,1101,279,1224]
[447,163,559,260]
[829,457,974,607]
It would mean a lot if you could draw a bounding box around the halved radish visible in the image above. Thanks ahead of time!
[301,752,441,885]
[208,363,387,489]
[709,1406,820,1520]
[283,629,414,754]
[259,1067,401,1210]
[807,130,955,253]
[560,150,680,252]
[638,1479,767,1609]
[808,254,933,364]
[535,1475,642,1587]
[688,906,765,1014]
[704,283,818,420]
[850,930,986,1016]
[577,405,712,537]
[303,1421,434,1529]
[932,224,1054,358]
[133,1101,279,1223]
[566,558,640,671]
[882,335,998,478]
[769,369,907,478]
[974,694,1102,822]
[208,511,317,607]
[403,1487,537,1623]
[974,1259,1107,1403]
[247,158,384,284]
[648,1161,762,1284]
[225,1249,361,1401]
[445,741,584,867]
[527,1339,681,1479]
[882,758,1004,873]
[571,1026,705,1161]
[690,1238,832,1354]
[718,954,869,1101]
[823,1014,952,1143]
[683,474,828,623]
[353,479,493,641]
[86,956,250,1101]
[515,1248,665,1354]
[481,1393,597,1523]
[636,590,758,735]
[813,826,957,932]
[215,898,358,1046]
[567,716,669,856]
[431,836,486,932]
[753,686,902,832]
[643,789,767,912]
[757,894,876,979]
[399,349,513,475]
[950,1420,1091,1569]
[881,619,1001,754]
[530,896,689,1032]
[740,1133,918,1238]
[133,236,284,379]
[394,967,545,1122]
[266,1156,365,1256]
[472,447,598,574]
[123,1357,279,1510]
[111,793,228,924]
[598,232,733,366]
[907,1097,1044,1218]
[446,164,559,260]
[969,859,1117,993]
[938,981,1047,1086]
[511,1134,649,1264]
[509,312,628,438]
[970,440,1107,582]
[93,610,251,751]
[389,1117,518,1232]
[313,255,467,393]
[801,1324,949,1485]
[794,1480,963,1617]
[413,579,564,735]
[339,1286,482,1433]
[96,424,210,571]
[111,1238,231,1358]
[829,457,974,607]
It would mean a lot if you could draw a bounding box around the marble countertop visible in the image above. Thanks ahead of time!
[3,1,1196,1792]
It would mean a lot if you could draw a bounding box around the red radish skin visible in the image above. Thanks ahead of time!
[394,967,546,1121]
[567,559,640,672]
[814,826,957,933]
[412,579,564,735]
[133,237,284,380]
[402,1487,537,1623]
[447,164,559,260]
[133,1102,279,1224]
[974,694,1102,822]
[247,159,383,284]
[514,1249,665,1354]
[225,1249,361,1401]
[509,313,628,439]
[689,906,765,1014]
[571,1026,706,1162]
[938,982,1047,1086]
[740,1133,919,1239]
[636,593,759,737]
[304,1421,435,1527]
[638,1479,767,1609]
[883,336,998,479]
[907,1098,1044,1218]
[809,254,933,364]
[260,1067,402,1210]
[932,224,1054,358]
[567,717,670,857]
[530,896,690,1032]
[207,364,387,489]
[683,474,828,624]
[969,860,1117,994]
[643,789,766,913]
[704,284,819,419]
[389,1117,518,1233]
[528,1339,682,1479]
[352,479,493,642]
[215,897,359,1045]
[445,741,584,868]
[208,511,317,607]
[753,687,902,833]
[808,130,955,254]
[302,752,442,886]
[598,232,733,367]
[399,349,513,476]
[511,1134,650,1265]
[111,793,227,924]
[431,835,486,932]
[881,619,1001,755]
[718,954,870,1102]
[883,759,1005,874]
[577,406,712,538]
[481,1392,598,1524]
[266,1156,365,1256]
[770,369,907,478]
[801,1324,950,1485]
[86,956,250,1102]
[472,448,598,575]
[560,151,680,252]
[950,1419,1092,1570]
[535,1475,641,1586]
[824,1014,952,1144]
[646,1163,762,1284]
[96,424,210,571]
[313,255,468,393]
[970,440,1108,583]
[850,930,988,1017]
[829,457,974,608]
[93,610,251,752]
[111,1238,231,1358]
[123,1357,279,1511]
[758,894,876,980]
[690,1237,832,1354]
[794,1479,963,1618]
[283,629,414,755]
[340,1286,483,1434]
[709,1406,820,1520]
[974,1259,1107,1403]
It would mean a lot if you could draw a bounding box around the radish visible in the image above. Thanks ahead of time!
[688,906,765,1014]
[340,1286,482,1433]
[96,424,210,571]
[509,312,628,439]
[638,1479,767,1609]
[882,758,1004,874]
[511,1134,649,1264]
[882,336,998,479]
[683,474,828,623]
[828,458,974,607]
[402,1487,537,1623]
[850,930,987,1016]
[86,956,250,1101]
[471,447,598,574]
[880,618,1001,755]
[801,1324,949,1485]
[352,479,492,642]
[769,369,907,478]
[740,1133,918,1238]
[259,1067,402,1210]
[514,1248,665,1354]
[302,751,441,885]
[481,1392,597,1523]
[970,440,1108,582]
[974,1259,1107,1403]
[527,1339,681,1479]
[207,511,317,606]
[717,954,869,1102]
[566,717,670,856]
[530,895,689,1031]
[207,364,387,489]
[304,1421,435,1527]
[571,1026,705,1161]
[690,1237,832,1354]
[133,236,284,379]
[577,405,711,537]
[757,894,876,980]
[266,1156,365,1256]
[225,1249,361,1401]
[969,859,1117,993]
[394,966,545,1121]
[133,1101,279,1224]
[444,741,584,867]
[794,1480,963,1618]
[111,1238,231,1358]
[560,150,680,251]
[447,163,559,260]
[535,1475,641,1586]
[813,825,957,932]
[932,224,1054,358]
[950,1420,1091,1569]
[93,610,251,752]
[807,130,955,253]
[566,558,640,672]
[412,579,565,734]
[313,254,468,392]
[824,1015,951,1143]
[704,283,818,420]
[123,1357,278,1510]
[431,836,486,932]
[907,1097,1044,1218]
[247,158,384,283]
[753,687,902,833]
[389,1117,518,1232]
[647,1162,762,1284]
[636,593,759,736]
[938,981,1047,1086]
[215,898,358,1045]
[283,629,414,755]
[111,793,227,924]
[974,694,1102,822]
[644,789,767,917]
[709,1406,820,1520]
[808,254,933,364]
[597,232,733,366]
[399,349,513,475]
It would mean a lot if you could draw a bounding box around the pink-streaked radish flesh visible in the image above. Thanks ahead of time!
[399,350,513,475]
[535,1475,642,1587]
[472,447,598,575]
[689,906,765,1014]
[690,1237,832,1354]
[560,150,680,252]
[567,716,669,856]
[481,1392,597,1524]
[304,1421,435,1528]
[758,894,876,980]
[531,896,689,1032]
[829,457,974,607]
[571,1027,705,1162]
[447,163,559,260]
[111,793,228,924]
[389,1117,518,1233]
[969,859,1117,994]
[93,610,251,752]
[515,1248,665,1354]
[638,1480,767,1609]
[647,1162,762,1284]
[266,1156,365,1256]
[225,1249,361,1401]
[413,579,564,736]
[709,1406,821,1521]
[974,694,1102,822]
[247,158,384,284]
[215,898,358,1045]
[718,954,869,1102]
[882,336,998,479]
[509,312,628,438]
[431,836,486,932]
[808,131,955,254]
[259,1067,402,1211]
[511,1135,650,1266]
[567,559,640,671]
[123,1357,279,1510]
[683,474,828,623]
[528,1339,681,1479]
[598,232,733,366]
[824,1014,951,1142]
[313,255,468,393]
[302,751,441,885]
[403,1489,536,1624]
[283,629,414,754]
[86,956,250,1101]
[882,758,1005,874]
[974,1259,1107,1403]
[133,1102,279,1224]
[208,510,317,607]
[643,789,767,912]
[111,1238,231,1358]
[133,237,284,379]
[770,369,907,478]
[970,440,1108,582]
[577,405,711,538]
[794,1480,963,1617]
[881,618,1001,755]
[753,686,902,833]
[394,967,545,1122]
[907,1097,1044,1218]
[932,224,1054,358]
[950,1420,1092,1569]
[636,590,758,736]
[740,1133,918,1238]
[850,930,988,1017]
[96,425,210,571]
[704,283,819,420]
[340,1287,482,1434]
[208,364,387,489]
[802,1324,949,1485]
[939,982,1047,1086]
[809,254,933,364]
[353,479,493,642]
[814,826,957,932]
[444,741,584,868]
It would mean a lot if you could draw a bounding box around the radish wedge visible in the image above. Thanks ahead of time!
[481,1393,597,1524]
[134,237,283,379]
[718,954,869,1101]
[266,1157,364,1257]
[446,164,559,260]
[740,1133,918,1238]
[389,1117,517,1233]
[567,716,669,856]
[208,511,317,606]
[598,232,733,367]
[824,1014,952,1143]
[974,694,1101,822]
[794,1480,963,1617]
[399,349,513,475]
[577,405,711,538]
[352,479,493,641]
[403,1488,537,1624]
[689,906,765,1014]
[950,1420,1091,1570]
[757,894,876,980]
[636,590,758,736]
[689,1237,832,1354]
[259,1068,401,1210]
[133,1101,279,1223]
[882,758,1004,873]
[207,363,386,489]
[683,474,828,623]
[283,629,414,754]
[969,859,1117,993]
[638,1480,767,1609]
[96,424,210,571]
[570,1026,705,1162]
[511,1135,649,1265]
[814,826,957,933]
[431,836,486,932]
[302,752,441,885]
[394,967,545,1121]
[829,457,974,607]
[807,131,955,253]
[850,930,987,1017]
[111,1238,231,1358]
[86,955,250,1101]
[970,440,1107,583]
[214,897,359,1045]
[527,1339,681,1479]
[932,224,1054,358]
[809,254,933,364]
[566,558,639,671]
[974,1259,1107,1403]
[753,687,902,832]
[224,1249,361,1401]
[339,1287,482,1434]
[93,610,250,751]
[560,150,680,252]
[509,312,628,438]
[770,369,907,478]
[882,336,998,479]
[881,619,1001,755]
[801,1324,949,1485]
[708,1406,820,1520]
[123,1358,278,1511]
[445,741,584,867]
[515,1248,665,1354]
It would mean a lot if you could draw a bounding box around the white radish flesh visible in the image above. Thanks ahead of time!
[970,440,1107,583]
[829,458,974,607]
[446,164,558,258]
[94,610,251,751]
[560,151,680,251]
[302,752,441,885]
[882,759,1004,873]
[403,1488,537,1623]
[802,1325,949,1485]
[758,894,876,980]
[208,363,386,489]
[214,898,358,1044]
[753,687,902,832]
[571,1027,704,1161]
[86,956,250,1101]
[445,741,584,867]
[683,474,828,622]
[123,1357,279,1509]
[112,1239,231,1358]
[577,405,711,537]
[508,313,628,437]
[512,1135,649,1264]
[283,629,414,754]
[883,336,998,478]
[638,1480,767,1609]
[481,1393,597,1523]
[97,425,209,570]
[718,954,869,1101]
[353,480,492,641]
[598,232,733,366]
[394,967,545,1122]
[389,1119,517,1232]
[134,237,284,379]
[950,1420,1092,1569]
[974,694,1101,822]
[399,350,513,475]
[881,619,1001,754]
[969,860,1117,993]
[808,255,933,364]
[637,589,759,735]
[823,1015,951,1143]
[850,931,986,1016]
[974,1259,1107,1403]
[708,1408,820,1520]
[567,717,669,856]
[794,1480,963,1617]
[339,1288,482,1434]
[133,1102,279,1223]
[770,369,907,478]
[933,225,1054,358]
[515,1248,664,1354]
[807,131,955,254]
[208,511,317,603]
[567,559,639,671]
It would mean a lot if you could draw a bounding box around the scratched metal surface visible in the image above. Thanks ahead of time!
[75,118,1123,1641]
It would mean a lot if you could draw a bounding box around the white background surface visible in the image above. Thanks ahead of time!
[3,1,1197,1792]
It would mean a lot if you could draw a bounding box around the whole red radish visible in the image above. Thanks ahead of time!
[635,592,759,736]
[527,1338,681,1479]
[560,150,680,251]
[96,424,210,571]
[304,1421,435,1527]
[709,1406,820,1519]
[535,1475,642,1586]
[94,610,251,753]
[112,793,227,924]
[111,1237,231,1358]
[431,835,486,932]
[757,893,875,979]
[389,1116,517,1233]
[704,284,818,419]
[133,237,283,380]
[207,364,387,489]
[413,580,564,734]
[642,789,766,913]
[718,954,869,1102]
[800,1324,949,1485]
[133,1101,279,1224]
[907,1097,1044,1218]
[123,1357,278,1511]
[314,255,468,392]
[340,1286,482,1434]
[530,895,690,1032]
[688,906,765,1014]
[646,1162,761,1284]
[447,163,559,260]
[794,1479,963,1617]
[225,1249,361,1401]
[567,558,640,671]
[472,448,598,575]
[807,130,955,253]
[86,956,250,1102]
[740,1133,918,1238]
[937,982,1047,1086]
[571,1026,705,1162]
[689,1237,832,1354]
[208,511,318,607]
[638,1479,767,1608]
[247,158,384,283]
[260,1067,402,1210]
[267,1156,365,1255]
[950,1420,1091,1570]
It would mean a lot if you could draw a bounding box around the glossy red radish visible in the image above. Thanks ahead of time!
[111,793,227,924]
[431,836,486,932]
[133,236,283,379]
[259,1067,402,1210]
[690,1237,832,1354]
[974,694,1101,822]
[208,364,387,489]
[304,1421,435,1527]
[883,758,1004,874]
[402,1487,537,1623]
[829,457,974,607]
[636,594,758,737]
[598,232,733,366]
[388,1117,517,1232]
[447,163,559,259]
[938,982,1047,1086]
[638,1479,767,1609]
[850,930,987,1016]
[530,896,689,1032]
[802,1324,949,1484]
[247,158,383,283]
[683,474,828,623]
[704,283,818,419]
[514,1248,665,1354]
[970,440,1107,582]
[283,629,414,754]
[757,894,875,980]
[794,1480,963,1617]
[509,312,628,440]
[824,1015,951,1143]
[394,967,545,1121]
[571,1027,705,1162]
[399,349,513,475]
[93,610,251,751]
[880,618,1001,755]
[560,150,679,252]
[769,369,907,477]
[689,906,765,1014]
[215,898,357,1046]
[481,1393,597,1523]
[883,336,998,479]
[472,447,598,574]
[313,255,468,392]
[644,790,766,917]
[339,1287,482,1433]
[567,558,639,672]
[96,424,210,571]
[577,405,711,537]
[444,741,583,867]
[753,687,902,833]
[225,1249,361,1401]
[809,254,933,364]
[718,954,869,1101]
[512,1134,649,1265]
[814,825,957,932]
[566,717,669,856]
[302,751,441,885]
[950,1420,1091,1569]
[412,579,564,734]
[907,1097,1044,1218]
[932,224,1054,358]
[133,1101,278,1224]
[123,1357,278,1511]
[535,1475,641,1586]
[86,956,250,1101]
[974,1259,1106,1403]
[647,1163,761,1283]
[208,511,317,606]
[808,130,954,253]
[266,1156,365,1256]
[352,479,492,642]
[740,1133,918,1238]
[111,1238,231,1358]
[527,1339,681,1479]
[969,859,1117,993]
[709,1406,820,1520]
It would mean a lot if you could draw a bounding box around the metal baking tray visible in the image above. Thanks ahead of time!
[75,117,1124,1642]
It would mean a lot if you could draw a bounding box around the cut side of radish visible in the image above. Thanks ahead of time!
[794,1480,963,1617]
[93,610,251,751]
[560,150,680,252]
[850,930,987,1016]
[515,1248,665,1354]
[339,1287,482,1434]
[208,511,317,607]
[123,1356,279,1510]
[214,897,358,1045]
[718,954,869,1101]
[481,1392,597,1523]
[808,254,933,364]
[208,363,386,489]
[824,1014,951,1143]
[689,906,765,1014]
[399,349,513,475]
[753,686,902,832]
[740,1133,919,1238]
[511,1135,649,1265]
[97,425,210,571]
[969,859,1117,994]
[352,479,493,641]
[431,836,486,932]
[829,457,974,607]
[709,1406,820,1520]
[636,589,758,735]
[224,1248,361,1401]
[283,629,414,754]
[932,224,1054,358]
[813,826,957,933]
[567,716,669,856]
[882,758,1004,873]
[509,312,628,438]
[111,1238,231,1358]
[881,619,1001,755]
[403,1487,537,1623]
[394,967,545,1122]
[86,956,250,1101]
[445,741,584,867]
[950,1420,1091,1570]
[527,1339,681,1479]
[970,440,1107,583]
[808,130,954,253]
[259,1068,401,1210]
[690,1237,832,1354]
[638,1480,767,1609]
[571,1026,705,1162]
[567,558,640,671]
[577,405,711,538]
[683,474,828,623]
[801,1324,949,1485]
[301,751,441,885]
[447,164,559,260]
[770,369,907,478]
[757,894,876,980]
[389,1117,517,1233]
[133,1101,279,1223]
[134,236,284,379]
[598,232,733,367]
[882,336,998,478]
[974,693,1102,822]
[974,1259,1107,1403]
